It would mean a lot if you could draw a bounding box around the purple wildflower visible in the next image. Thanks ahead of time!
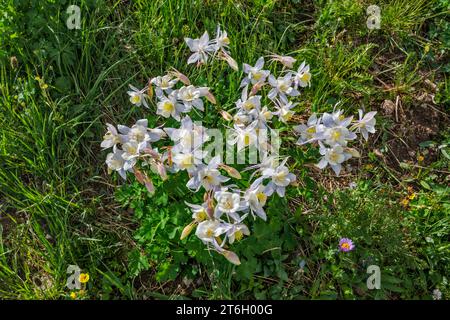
[339,238,355,252]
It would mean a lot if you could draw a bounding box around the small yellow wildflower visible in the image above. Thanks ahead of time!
[408,193,416,200]
[401,198,409,207]
[70,292,77,299]
[417,155,424,163]
[79,273,90,284]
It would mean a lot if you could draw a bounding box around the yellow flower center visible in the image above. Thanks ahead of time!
[206,229,214,238]
[300,72,311,82]
[196,210,207,222]
[244,134,251,146]
[180,155,193,168]
[329,152,340,163]
[131,130,145,142]
[243,101,255,111]
[282,112,293,122]
[203,174,214,184]
[185,91,195,101]
[127,145,137,155]
[162,101,174,112]
[235,230,243,241]
[103,132,112,140]
[331,130,341,141]
[112,159,122,168]
[131,95,141,104]
[274,171,287,184]
[341,243,350,250]
[223,199,234,210]
[307,127,316,134]
[279,82,289,92]
[161,79,169,88]
[256,192,267,205]
[263,111,273,120]
[253,72,263,81]
[181,133,193,146]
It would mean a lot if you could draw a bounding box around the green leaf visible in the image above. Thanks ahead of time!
[128,249,150,278]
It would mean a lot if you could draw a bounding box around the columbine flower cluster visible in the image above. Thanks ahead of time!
[185,25,237,70]
[101,25,376,265]
[294,108,377,175]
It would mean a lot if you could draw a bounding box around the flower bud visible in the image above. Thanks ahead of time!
[222,250,241,265]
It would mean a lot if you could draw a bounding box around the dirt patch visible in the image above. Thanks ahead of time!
[0,200,22,239]
[0,215,13,237]
[381,93,449,168]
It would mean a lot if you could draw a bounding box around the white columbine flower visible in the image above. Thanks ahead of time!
[121,140,146,162]
[214,188,247,220]
[177,85,209,112]
[240,57,270,87]
[321,110,353,128]
[293,114,324,144]
[172,148,205,173]
[151,74,178,96]
[323,126,357,147]
[118,119,164,145]
[316,143,352,176]
[156,92,187,121]
[249,105,273,128]
[213,25,230,54]
[119,119,149,144]
[235,86,262,112]
[127,84,149,108]
[186,156,229,192]
[185,31,215,65]
[245,155,281,178]
[262,158,296,197]
[186,201,210,222]
[229,121,258,151]
[106,148,128,179]
[244,178,269,221]
[195,220,223,243]
[221,221,250,244]
[233,111,251,127]
[101,123,121,150]
[268,73,299,101]
[165,116,209,152]
[352,109,377,141]
[273,97,297,123]
[315,110,356,146]
[293,61,312,88]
